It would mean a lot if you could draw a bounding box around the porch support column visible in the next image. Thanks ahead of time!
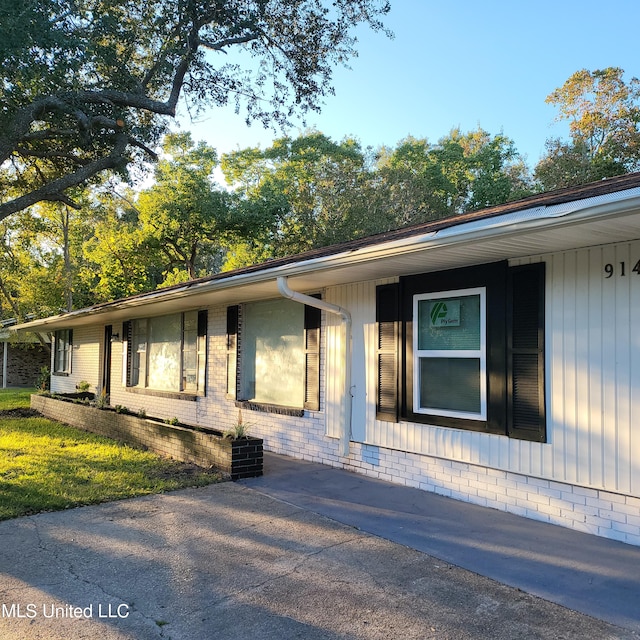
[2,341,7,389]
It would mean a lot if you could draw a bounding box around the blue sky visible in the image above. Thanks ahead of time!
[177,1,640,170]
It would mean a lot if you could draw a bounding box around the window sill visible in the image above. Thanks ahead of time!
[52,371,70,377]
[125,387,200,402]
[235,400,304,418]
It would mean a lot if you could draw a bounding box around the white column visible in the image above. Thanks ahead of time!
[2,341,8,389]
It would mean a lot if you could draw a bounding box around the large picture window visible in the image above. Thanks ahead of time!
[126,310,207,395]
[227,297,321,412]
[241,299,305,407]
[413,288,486,420]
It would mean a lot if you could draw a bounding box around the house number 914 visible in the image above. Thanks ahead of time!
[604,261,640,278]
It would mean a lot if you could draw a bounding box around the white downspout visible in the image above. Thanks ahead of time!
[277,276,353,457]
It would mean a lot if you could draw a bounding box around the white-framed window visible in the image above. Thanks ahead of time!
[413,287,487,420]
[126,310,207,394]
[53,329,72,374]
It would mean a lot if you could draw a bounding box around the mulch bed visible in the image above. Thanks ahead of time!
[0,408,41,418]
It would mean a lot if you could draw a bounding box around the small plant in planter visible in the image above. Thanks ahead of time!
[95,388,109,409]
[76,380,91,393]
[165,417,180,425]
[224,409,250,440]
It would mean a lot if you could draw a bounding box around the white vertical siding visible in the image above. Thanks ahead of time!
[537,241,640,496]
[324,281,380,441]
[333,241,640,499]
[50,325,103,394]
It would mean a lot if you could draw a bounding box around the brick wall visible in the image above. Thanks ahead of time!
[1,343,49,387]
[333,442,640,547]
[31,394,263,480]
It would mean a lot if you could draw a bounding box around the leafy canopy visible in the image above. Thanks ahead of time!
[0,0,390,221]
[536,67,640,189]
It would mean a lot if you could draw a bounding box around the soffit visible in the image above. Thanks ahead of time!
[14,196,640,333]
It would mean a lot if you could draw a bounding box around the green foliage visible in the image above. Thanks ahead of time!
[6,62,639,318]
[536,67,640,189]
[0,0,391,220]
[137,133,237,280]
[86,189,171,301]
[221,131,380,263]
[95,388,109,409]
[35,367,50,392]
[224,409,250,439]
[374,128,534,226]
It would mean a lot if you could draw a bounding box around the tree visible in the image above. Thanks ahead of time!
[374,128,533,227]
[80,190,162,302]
[0,0,390,222]
[0,205,91,320]
[536,68,640,190]
[137,133,252,281]
[221,132,375,263]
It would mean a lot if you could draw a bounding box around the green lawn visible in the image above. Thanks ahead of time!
[0,388,33,410]
[0,389,223,520]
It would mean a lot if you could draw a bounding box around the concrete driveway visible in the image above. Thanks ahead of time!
[0,476,636,639]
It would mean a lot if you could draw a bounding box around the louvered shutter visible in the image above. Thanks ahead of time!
[122,321,132,387]
[507,263,546,441]
[197,310,208,393]
[304,304,321,411]
[376,283,399,422]
[226,306,239,398]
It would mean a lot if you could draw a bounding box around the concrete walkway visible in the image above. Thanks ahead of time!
[241,453,640,633]
[0,452,638,639]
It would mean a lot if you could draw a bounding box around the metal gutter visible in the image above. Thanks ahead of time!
[12,187,640,333]
[277,276,353,457]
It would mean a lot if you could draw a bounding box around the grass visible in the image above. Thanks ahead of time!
[0,388,224,520]
[0,388,33,410]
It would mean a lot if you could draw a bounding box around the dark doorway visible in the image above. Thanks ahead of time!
[102,325,113,396]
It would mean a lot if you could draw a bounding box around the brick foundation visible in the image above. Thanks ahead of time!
[31,394,263,480]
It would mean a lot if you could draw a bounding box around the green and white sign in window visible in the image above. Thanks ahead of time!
[413,287,486,420]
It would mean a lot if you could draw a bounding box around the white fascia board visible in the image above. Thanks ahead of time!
[13,188,640,333]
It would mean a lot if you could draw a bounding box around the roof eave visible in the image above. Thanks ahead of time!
[13,188,640,333]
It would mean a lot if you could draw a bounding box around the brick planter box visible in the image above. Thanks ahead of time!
[31,394,263,480]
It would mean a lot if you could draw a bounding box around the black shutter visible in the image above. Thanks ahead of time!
[226,306,239,398]
[304,304,321,411]
[67,329,73,374]
[376,283,399,422]
[197,310,208,394]
[197,309,208,337]
[507,263,546,442]
[122,321,132,387]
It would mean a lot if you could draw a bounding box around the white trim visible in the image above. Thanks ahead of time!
[2,341,7,389]
[12,186,640,335]
[277,276,353,457]
[412,287,487,420]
